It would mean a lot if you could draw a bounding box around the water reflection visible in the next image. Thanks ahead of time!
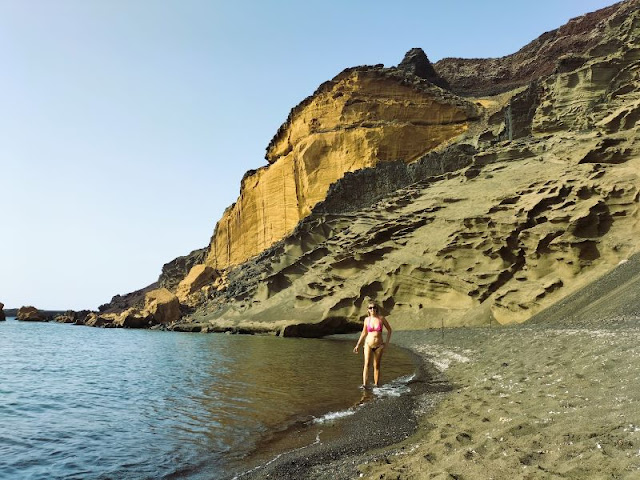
[0,322,414,479]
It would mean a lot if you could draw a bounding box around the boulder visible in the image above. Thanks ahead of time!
[115,308,154,329]
[176,264,217,302]
[55,310,92,324]
[144,288,181,324]
[17,306,47,322]
[0,302,5,321]
[83,312,115,327]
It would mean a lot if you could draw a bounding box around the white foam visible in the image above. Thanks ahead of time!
[413,345,471,371]
[233,372,416,477]
[372,373,415,397]
[313,408,356,424]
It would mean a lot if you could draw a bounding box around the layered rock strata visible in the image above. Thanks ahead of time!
[171,1,640,335]
[99,1,640,336]
[204,66,479,272]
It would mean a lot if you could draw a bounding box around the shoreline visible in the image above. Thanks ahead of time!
[225,340,451,480]
[228,319,640,479]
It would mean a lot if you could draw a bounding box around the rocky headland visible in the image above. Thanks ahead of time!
[84,0,640,338]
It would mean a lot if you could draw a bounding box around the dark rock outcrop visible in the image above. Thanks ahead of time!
[159,247,207,291]
[98,282,159,314]
[434,0,637,96]
[17,306,47,322]
[397,48,450,90]
[55,310,91,324]
[0,302,5,321]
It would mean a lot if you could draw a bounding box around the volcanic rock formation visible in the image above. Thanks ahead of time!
[101,0,640,336]
[203,66,479,272]
[17,306,47,322]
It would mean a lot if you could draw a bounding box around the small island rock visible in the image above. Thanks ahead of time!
[17,306,47,322]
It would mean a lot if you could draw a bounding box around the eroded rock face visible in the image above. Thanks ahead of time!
[55,310,91,324]
[17,306,47,322]
[205,66,479,271]
[105,1,640,335]
[160,248,207,291]
[0,302,5,321]
[434,0,639,96]
[172,1,640,334]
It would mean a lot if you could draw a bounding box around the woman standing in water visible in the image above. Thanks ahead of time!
[353,303,392,388]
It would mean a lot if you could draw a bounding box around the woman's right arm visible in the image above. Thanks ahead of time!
[353,322,367,353]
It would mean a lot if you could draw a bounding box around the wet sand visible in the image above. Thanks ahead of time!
[228,347,451,480]
[242,322,640,479]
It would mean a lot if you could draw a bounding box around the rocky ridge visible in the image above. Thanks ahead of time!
[96,0,640,336]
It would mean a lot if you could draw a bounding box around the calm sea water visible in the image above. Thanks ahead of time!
[0,318,415,479]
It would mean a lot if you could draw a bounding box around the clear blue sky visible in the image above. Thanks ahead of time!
[1,0,617,310]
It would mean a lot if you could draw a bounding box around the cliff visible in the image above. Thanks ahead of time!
[99,0,640,336]
[204,66,479,271]
[435,0,638,96]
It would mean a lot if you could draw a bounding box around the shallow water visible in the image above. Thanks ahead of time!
[0,318,414,479]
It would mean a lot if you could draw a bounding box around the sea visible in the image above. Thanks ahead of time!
[0,317,416,479]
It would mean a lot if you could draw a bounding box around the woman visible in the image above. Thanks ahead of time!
[353,303,392,388]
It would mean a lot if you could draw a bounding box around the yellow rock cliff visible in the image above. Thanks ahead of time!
[204,67,479,271]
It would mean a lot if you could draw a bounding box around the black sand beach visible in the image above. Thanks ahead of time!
[227,347,451,480]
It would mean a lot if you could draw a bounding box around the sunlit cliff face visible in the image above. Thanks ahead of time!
[204,68,479,271]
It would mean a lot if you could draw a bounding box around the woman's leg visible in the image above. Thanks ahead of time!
[373,348,384,386]
[362,345,371,386]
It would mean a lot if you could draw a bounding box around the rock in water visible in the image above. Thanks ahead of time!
[17,306,46,322]
[0,302,5,321]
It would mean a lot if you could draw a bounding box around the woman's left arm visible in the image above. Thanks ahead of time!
[382,317,392,346]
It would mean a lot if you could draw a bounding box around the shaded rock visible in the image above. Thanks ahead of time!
[159,247,207,291]
[55,310,92,324]
[435,1,638,96]
[397,48,450,90]
[83,313,115,328]
[17,306,47,322]
[280,317,361,338]
[0,302,4,321]
[98,282,159,314]
[176,265,217,302]
[113,308,154,329]
[144,288,181,324]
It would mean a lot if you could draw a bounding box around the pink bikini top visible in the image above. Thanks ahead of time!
[367,317,383,333]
